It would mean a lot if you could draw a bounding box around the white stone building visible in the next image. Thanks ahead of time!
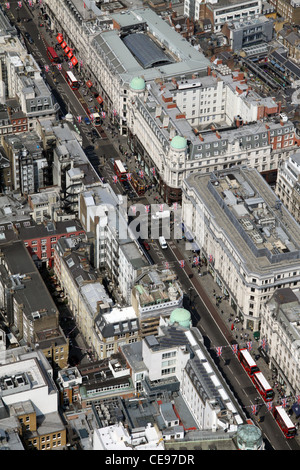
[41,3,210,134]
[125,67,298,203]
[93,421,164,450]
[260,288,300,396]
[181,166,300,331]
[79,186,148,303]
[184,0,262,32]
[121,318,245,433]
[0,347,58,416]
[275,151,300,223]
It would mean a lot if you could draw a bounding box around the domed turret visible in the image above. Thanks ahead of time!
[170,135,187,151]
[236,424,263,450]
[129,76,146,92]
[169,308,191,329]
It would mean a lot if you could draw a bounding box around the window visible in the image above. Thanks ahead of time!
[162,367,176,376]
[162,351,176,359]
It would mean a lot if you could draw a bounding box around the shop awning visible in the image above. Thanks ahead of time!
[56,33,63,43]
[96,95,103,104]
[67,51,73,59]
[64,46,71,54]
[292,403,300,418]
[191,242,200,252]
[185,231,193,242]
[71,56,78,66]
[61,41,67,49]
[86,80,93,88]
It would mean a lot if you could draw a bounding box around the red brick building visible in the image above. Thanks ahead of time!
[19,219,85,268]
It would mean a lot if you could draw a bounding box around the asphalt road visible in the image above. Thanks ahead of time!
[5,1,299,450]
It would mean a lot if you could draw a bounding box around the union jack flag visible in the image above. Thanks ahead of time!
[247,341,252,351]
[139,170,144,178]
[179,260,185,268]
[28,0,33,6]
[261,338,267,350]
[44,65,49,72]
[251,405,257,415]
[18,1,22,8]
[172,202,178,210]
[68,62,73,69]
[159,204,164,212]
[216,346,222,357]
[113,109,117,116]
[113,175,118,183]
[267,401,273,411]
[101,111,106,118]
[5,3,10,9]
[165,262,169,269]
[208,254,213,263]
[126,173,131,181]
[89,114,94,122]
[57,63,62,70]
[150,167,155,176]
[232,344,238,354]
[77,116,82,123]
[297,395,300,405]
[281,398,288,408]
[193,256,199,265]
[145,205,150,213]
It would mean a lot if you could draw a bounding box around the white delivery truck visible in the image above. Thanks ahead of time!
[159,236,168,249]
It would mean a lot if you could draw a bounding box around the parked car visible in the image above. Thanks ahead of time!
[91,128,98,137]
[143,241,150,251]
[84,117,91,125]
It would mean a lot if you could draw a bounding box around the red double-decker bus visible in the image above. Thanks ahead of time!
[238,348,260,377]
[47,47,60,64]
[65,71,79,90]
[252,371,274,402]
[114,159,127,182]
[273,406,296,439]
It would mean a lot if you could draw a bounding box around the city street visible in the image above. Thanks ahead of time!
[5,1,300,450]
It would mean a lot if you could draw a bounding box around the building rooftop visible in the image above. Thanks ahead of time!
[0,240,58,321]
[267,288,300,345]
[184,166,300,275]
[93,8,210,86]
[96,306,139,338]
[206,0,259,10]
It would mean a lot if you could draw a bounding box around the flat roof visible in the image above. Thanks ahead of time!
[184,167,300,275]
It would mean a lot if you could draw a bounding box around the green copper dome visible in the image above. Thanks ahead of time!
[170,135,187,150]
[170,308,191,328]
[236,424,263,450]
[130,76,145,91]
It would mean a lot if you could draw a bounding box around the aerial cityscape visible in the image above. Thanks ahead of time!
[0,0,299,453]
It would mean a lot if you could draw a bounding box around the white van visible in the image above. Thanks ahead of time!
[159,236,168,249]
[152,210,170,220]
